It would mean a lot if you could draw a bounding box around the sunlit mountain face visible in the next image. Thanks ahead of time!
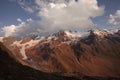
[0,0,120,80]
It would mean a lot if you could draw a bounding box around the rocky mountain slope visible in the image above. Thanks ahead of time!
[0,29,120,79]
[0,42,79,80]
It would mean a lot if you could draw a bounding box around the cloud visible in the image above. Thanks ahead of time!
[18,0,35,13]
[17,18,22,23]
[1,0,105,38]
[108,10,120,25]
[1,18,41,38]
[36,0,104,30]
[27,18,32,22]
[1,25,16,37]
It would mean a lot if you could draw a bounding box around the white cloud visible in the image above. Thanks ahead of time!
[1,0,105,38]
[36,0,104,31]
[108,10,120,25]
[17,18,22,23]
[18,0,35,13]
[1,18,41,38]
[21,6,34,13]
[27,18,33,22]
[2,25,16,37]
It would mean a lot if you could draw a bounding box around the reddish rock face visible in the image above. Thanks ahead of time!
[1,30,120,78]
[0,43,79,80]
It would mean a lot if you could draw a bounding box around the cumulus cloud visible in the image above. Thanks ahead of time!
[108,10,120,25]
[2,25,16,37]
[1,0,105,38]
[1,18,42,38]
[36,0,104,30]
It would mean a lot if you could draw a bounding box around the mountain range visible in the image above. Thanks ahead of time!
[0,29,120,80]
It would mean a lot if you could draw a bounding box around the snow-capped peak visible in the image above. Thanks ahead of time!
[64,31,82,38]
[93,29,120,37]
[64,30,90,38]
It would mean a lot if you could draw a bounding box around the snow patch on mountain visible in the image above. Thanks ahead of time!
[65,30,90,38]
[12,39,42,60]
[20,46,27,60]
[65,31,82,38]
[94,29,120,38]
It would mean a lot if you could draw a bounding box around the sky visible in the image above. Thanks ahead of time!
[0,0,120,38]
